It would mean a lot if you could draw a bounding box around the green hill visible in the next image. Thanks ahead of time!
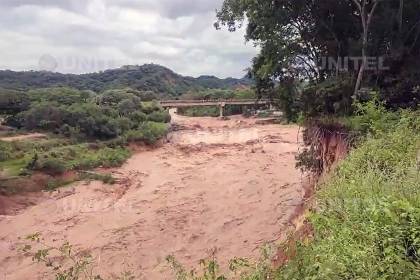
[0,64,253,97]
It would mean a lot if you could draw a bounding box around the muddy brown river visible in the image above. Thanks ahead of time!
[0,113,305,279]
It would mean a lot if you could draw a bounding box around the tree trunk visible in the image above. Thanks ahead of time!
[399,0,404,34]
[352,0,380,96]
[354,29,368,95]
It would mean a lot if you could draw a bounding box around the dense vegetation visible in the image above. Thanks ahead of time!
[0,64,252,97]
[180,88,255,100]
[1,87,170,140]
[0,86,170,191]
[275,106,419,280]
[177,88,257,117]
[177,105,248,118]
[216,0,420,121]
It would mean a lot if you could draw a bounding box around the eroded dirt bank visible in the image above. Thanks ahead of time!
[0,113,304,279]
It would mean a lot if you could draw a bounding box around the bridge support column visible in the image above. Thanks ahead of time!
[219,102,226,118]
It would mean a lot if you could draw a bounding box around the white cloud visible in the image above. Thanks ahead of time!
[0,0,256,78]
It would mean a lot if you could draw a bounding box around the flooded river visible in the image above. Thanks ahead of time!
[0,113,305,279]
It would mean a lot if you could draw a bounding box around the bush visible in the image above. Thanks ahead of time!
[275,110,420,280]
[129,111,147,127]
[125,122,168,144]
[79,172,116,184]
[5,88,170,141]
[22,233,132,279]
[96,147,130,167]
[0,141,13,161]
[102,136,128,148]
[36,158,69,175]
[147,110,171,123]
[345,98,400,135]
[179,106,219,117]
[31,144,131,173]
[76,157,98,170]
[141,101,162,114]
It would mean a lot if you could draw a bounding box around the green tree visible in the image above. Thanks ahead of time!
[0,88,30,114]
[216,0,420,118]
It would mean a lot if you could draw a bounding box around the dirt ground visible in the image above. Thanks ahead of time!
[0,133,46,142]
[0,113,305,279]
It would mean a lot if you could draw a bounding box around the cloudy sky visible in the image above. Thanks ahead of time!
[0,0,257,78]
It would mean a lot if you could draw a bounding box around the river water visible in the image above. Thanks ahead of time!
[0,113,304,279]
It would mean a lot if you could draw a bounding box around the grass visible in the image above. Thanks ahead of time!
[0,157,30,177]
[32,144,131,174]
[79,172,116,185]
[44,177,78,191]
[178,106,220,117]
[125,121,169,144]
[44,172,116,191]
[273,111,419,280]
[0,120,169,180]
[21,233,136,280]
[0,127,165,193]
[0,120,168,194]
[0,141,123,194]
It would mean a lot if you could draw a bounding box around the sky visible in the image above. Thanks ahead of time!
[0,0,257,78]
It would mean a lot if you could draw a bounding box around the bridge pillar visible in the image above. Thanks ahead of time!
[219,102,226,117]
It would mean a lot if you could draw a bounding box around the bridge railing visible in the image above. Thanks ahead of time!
[159,99,270,104]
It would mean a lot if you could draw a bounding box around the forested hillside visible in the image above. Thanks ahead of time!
[0,64,253,97]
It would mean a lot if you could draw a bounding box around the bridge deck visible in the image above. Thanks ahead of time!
[159,99,270,108]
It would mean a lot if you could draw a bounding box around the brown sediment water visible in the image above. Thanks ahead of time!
[0,112,304,279]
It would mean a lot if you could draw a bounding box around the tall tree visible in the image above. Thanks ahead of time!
[216,0,420,116]
[351,0,381,95]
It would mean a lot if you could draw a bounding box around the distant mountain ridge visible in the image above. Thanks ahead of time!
[0,64,253,96]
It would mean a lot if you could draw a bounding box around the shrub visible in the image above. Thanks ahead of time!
[275,110,420,280]
[45,177,76,191]
[300,77,354,118]
[36,158,69,175]
[178,106,219,117]
[147,110,171,123]
[5,87,171,141]
[102,136,128,148]
[125,122,168,144]
[21,233,133,279]
[0,141,13,162]
[345,98,400,135]
[129,111,147,127]
[30,144,131,173]
[96,147,130,167]
[19,102,67,130]
[141,101,162,114]
[79,172,116,184]
[76,157,98,170]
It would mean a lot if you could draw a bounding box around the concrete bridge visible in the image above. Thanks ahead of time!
[159,99,272,117]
